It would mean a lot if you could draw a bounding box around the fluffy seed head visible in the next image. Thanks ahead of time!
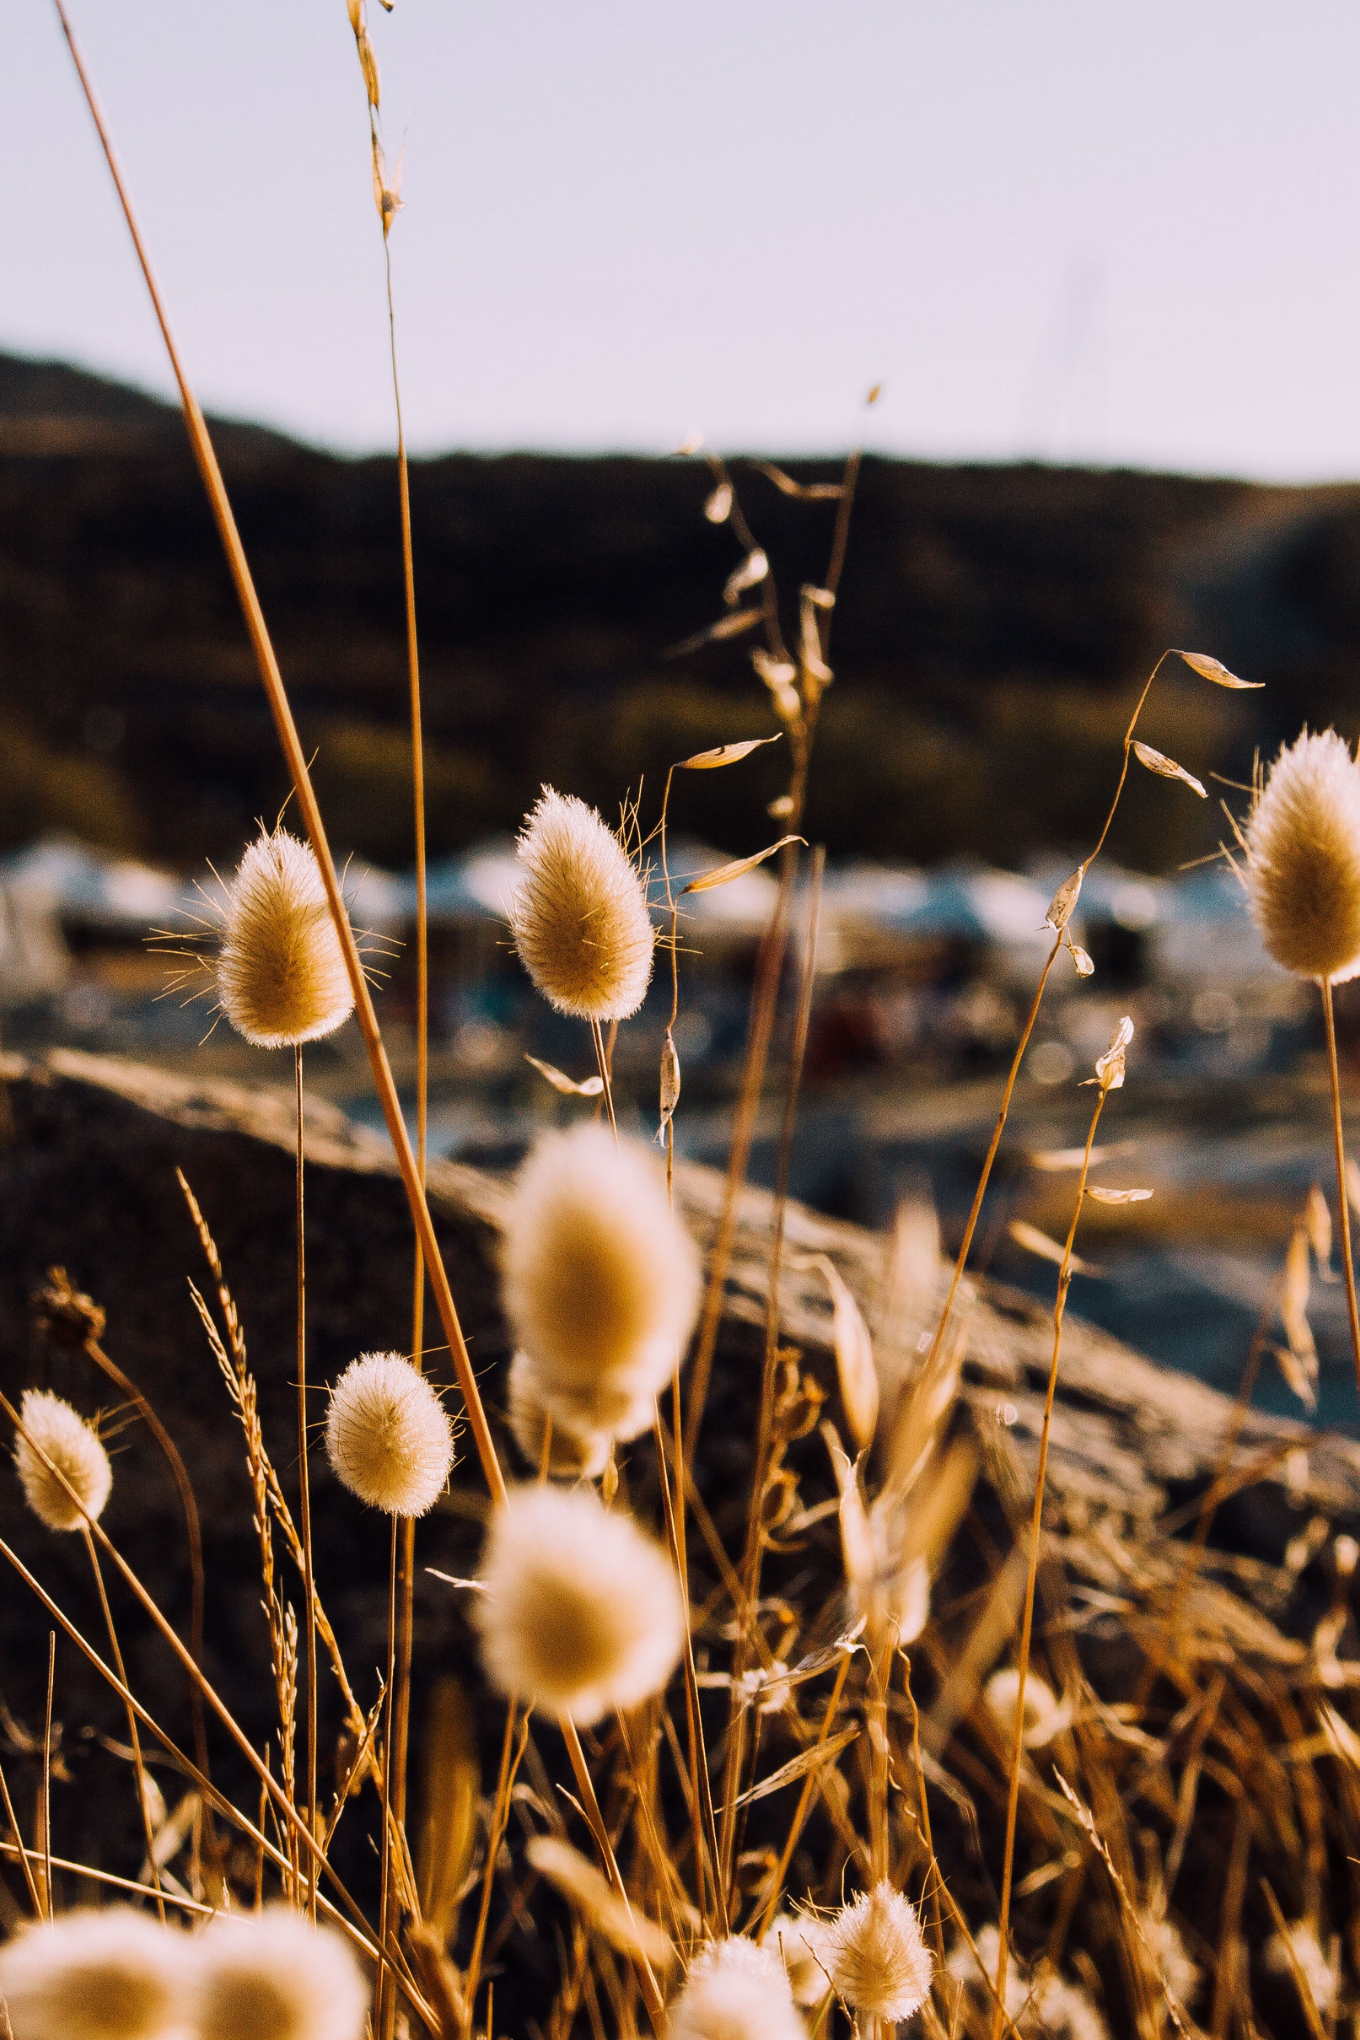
[509,787,654,1019]
[507,1350,632,1479]
[217,829,355,1047]
[983,1667,1068,1750]
[0,1907,190,2040]
[668,1937,807,2040]
[1264,1922,1338,2014]
[952,1928,1108,2040]
[1245,730,1360,982]
[501,1124,700,1437]
[1142,1913,1199,2010]
[766,1914,834,2006]
[325,1353,454,1516]
[193,1907,368,2040]
[474,1483,685,1723]
[824,1882,932,2022]
[14,1389,112,1532]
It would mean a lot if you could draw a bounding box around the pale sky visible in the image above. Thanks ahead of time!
[9,2,1360,478]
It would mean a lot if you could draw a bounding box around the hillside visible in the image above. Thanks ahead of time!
[2,351,1358,874]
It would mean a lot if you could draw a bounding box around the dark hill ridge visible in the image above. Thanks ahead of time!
[0,350,1357,873]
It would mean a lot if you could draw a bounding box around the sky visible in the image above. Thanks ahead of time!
[9,2,1360,479]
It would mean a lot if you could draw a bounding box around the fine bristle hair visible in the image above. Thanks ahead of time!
[983,1666,1067,1750]
[0,1907,190,2040]
[667,1937,808,2040]
[14,1388,112,1532]
[193,1906,369,2040]
[766,1913,835,2006]
[217,828,355,1048]
[823,1882,932,2023]
[1244,729,1360,982]
[500,1123,700,1441]
[324,1353,455,1516]
[509,786,655,1020]
[474,1483,685,1724]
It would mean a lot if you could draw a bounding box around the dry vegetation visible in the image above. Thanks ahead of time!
[10,9,1360,2040]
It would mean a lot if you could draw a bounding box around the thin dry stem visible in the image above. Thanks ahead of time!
[81,1525,165,1921]
[1321,976,1360,1397]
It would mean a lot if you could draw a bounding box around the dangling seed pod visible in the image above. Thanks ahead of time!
[509,787,655,1020]
[14,1389,112,1532]
[217,829,355,1048]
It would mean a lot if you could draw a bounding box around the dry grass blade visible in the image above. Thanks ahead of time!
[1008,1219,1102,1277]
[526,1837,676,1969]
[1259,1880,1328,2040]
[681,836,804,892]
[677,736,781,770]
[1052,1770,1194,2040]
[1305,1182,1333,1273]
[1086,1186,1153,1205]
[809,1255,879,1451]
[724,1726,860,1812]
[525,1056,605,1097]
[416,1675,480,1945]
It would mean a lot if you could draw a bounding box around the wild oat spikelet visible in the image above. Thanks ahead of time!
[193,1907,368,2040]
[668,1937,807,2040]
[509,787,654,1020]
[824,1882,933,2023]
[1245,730,1360,982]
[0,1907,190,2040]
[14,1388,112,1532]
[983,1667,1069,1750]
[474,1484,684,1724]
[325,1353,454,1516]
[766,1914,835,2006]
[501,1123,700,1444]
[217,829,355,1048]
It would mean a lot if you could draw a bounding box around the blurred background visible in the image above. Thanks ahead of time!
[7,2,1360,1424]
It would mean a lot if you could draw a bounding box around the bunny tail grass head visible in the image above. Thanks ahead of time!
[510,786,655,1020]
[0,1906,191,2040]
[217,828,355,1048]
[325,1352,455,1516]
[669,1937,808,2040]
[983,1666,1068,1749]
[193,1906,368,2040]
[507,1350,635,1479]
[474,1483,685,1724]
[1245,729,1360,983]
[14,1388,112,1532]
[501,1122,700,1435]
[824,1882,932,2023]
[767,1914,835,2007]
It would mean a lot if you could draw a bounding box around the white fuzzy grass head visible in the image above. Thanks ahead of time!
[508,1350,621,1479]
[501,1123,700,1433]
[510,787,654,1020]
[325,1352,454,1516]
[766,1914,835,2007]
[669,1937,807,2040]
[1245,730,1360,983]
[216,828,355,1047]
[475,1483,685,1724]
[1264,1922,1338,2014]
[824,1882,932,2023]
[193,1906,368,2040]
[0,1906,190,2040]
[983,1666,1068,1750]
[14,1388,112,1532]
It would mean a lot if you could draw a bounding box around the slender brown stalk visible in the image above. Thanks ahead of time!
[1321,976,1360,1397]
[652,1408,725,1933]
[40,1633,54,1920]
[990,1083,1110,2036]
[377,1517,399,2035]
[81,1526,165,1921]
[0,1758,42,1917]
[294,1045,318,1920]
[465,1700,523,2030]
[758,1651,852,1939]
[591,1017,620,1140]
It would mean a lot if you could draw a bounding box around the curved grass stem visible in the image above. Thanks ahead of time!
[1322,975,1360,1399]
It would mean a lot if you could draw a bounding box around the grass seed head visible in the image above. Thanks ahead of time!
[1245,729,1360,982]
[324,1353,455,1516]
[217,829,355,1048]
[14,1388,112,1532]
[1263,1921,1337,2013]
[668,1936,807,2040]
[824,1882,932,2023]
[474,1483,685,1724]
[0,1906,190,2040]
[983,1666,1068,1749]
[507,1350,647,1479]
[510,787,654,1020]
[501,1123,700,1436]
[193,1907,368,2040]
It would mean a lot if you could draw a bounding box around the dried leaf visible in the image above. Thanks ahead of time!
[812,1257,879,1452]
[726,1725,860,1810]
[1068,942,1095,977]
[704,482,733,524]
[1282,1226,1317,1378]
[799,593,832,685]
[1306,1183,1333,1274]
[1273,1344,1318,1411]
[749,459,844,502]
[356,24,381,106]
[150,1790,199,1872]
[1086,1186,1153,1205]
[1173,648,1262,690]
[681,836,802,893]
[1045,866,1084,931]
[525,1056,604,1098]
[677,736,780,771]
[1132,741,1207,799]
[823,1423,875,1587]
[1093,1015,1135,1092]
[526,1836,676,1968]
[1008,1220,1101,1278]
[658,1030,681,1134]
[723,549,770,605]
